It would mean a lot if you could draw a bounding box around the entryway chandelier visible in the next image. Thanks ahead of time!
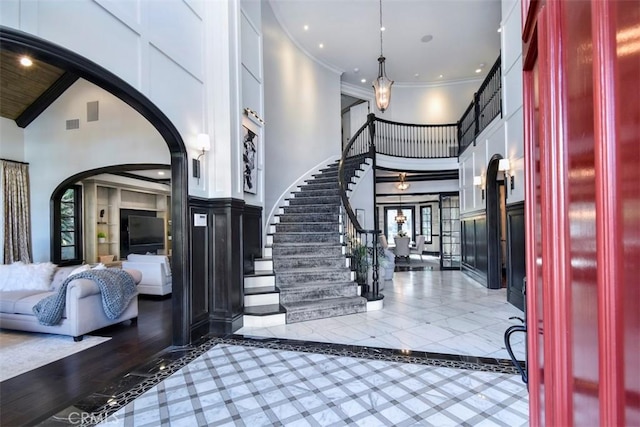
[373,0,394,112]
[395,174,407,224]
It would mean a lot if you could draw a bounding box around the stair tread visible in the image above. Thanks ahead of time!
[277,281,356,289]
[282,296,366,311]
[244,286,279,295]
[271,242,345,247]
[270,231,339,235]
[244,304,286,316]
[271,221,340,225]
[276,266,350,274]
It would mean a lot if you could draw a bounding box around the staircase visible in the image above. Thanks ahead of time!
[243,157,369,326]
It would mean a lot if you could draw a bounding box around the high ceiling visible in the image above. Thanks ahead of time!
[0,49,66,121]
[1,1,501,124]
[270,0,502,87]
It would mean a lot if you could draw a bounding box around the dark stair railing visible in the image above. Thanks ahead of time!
[458,56,502,153]
[338,55,503,300]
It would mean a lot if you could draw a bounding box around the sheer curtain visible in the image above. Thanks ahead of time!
[1,160,32,263]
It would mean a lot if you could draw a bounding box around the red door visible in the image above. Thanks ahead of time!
[522,0,640,425]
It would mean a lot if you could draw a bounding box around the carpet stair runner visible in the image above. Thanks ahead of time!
[243,157,369,326]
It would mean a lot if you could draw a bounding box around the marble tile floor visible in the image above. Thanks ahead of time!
[97,341,529,427]
[238,266,527,362]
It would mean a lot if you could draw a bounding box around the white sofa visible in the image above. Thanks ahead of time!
[122,254,172,296]
[0,264,140,341]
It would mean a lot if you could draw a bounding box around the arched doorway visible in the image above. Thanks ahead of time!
[486,154,506,290]
[0,27,191,345]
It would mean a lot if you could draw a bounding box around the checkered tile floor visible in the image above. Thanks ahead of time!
[99,343,528,426]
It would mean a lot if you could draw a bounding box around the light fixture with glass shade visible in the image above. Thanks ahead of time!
[373,0,393,113]
[395,173,407,224]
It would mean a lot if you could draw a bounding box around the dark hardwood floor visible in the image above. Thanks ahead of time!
[0,297,173,426]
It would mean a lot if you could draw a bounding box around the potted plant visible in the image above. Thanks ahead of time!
[97,231,107,243]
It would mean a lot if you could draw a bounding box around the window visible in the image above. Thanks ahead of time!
[383,206,414,245]
[421,206,433,243]
[53,185,83,265]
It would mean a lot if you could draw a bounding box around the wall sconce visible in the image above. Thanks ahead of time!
[193,133,211,182]
[473,175,485,200]
[498,158,514,192]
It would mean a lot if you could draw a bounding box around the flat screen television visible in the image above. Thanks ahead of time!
[128,215,165,252]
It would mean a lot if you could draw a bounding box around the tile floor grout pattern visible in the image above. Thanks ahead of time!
[99,343,529,427]
[238,266,527,361]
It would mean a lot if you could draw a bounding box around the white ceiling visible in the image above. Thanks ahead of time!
[269,0,502,87]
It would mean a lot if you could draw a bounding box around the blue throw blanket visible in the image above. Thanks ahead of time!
[33,268,138,326]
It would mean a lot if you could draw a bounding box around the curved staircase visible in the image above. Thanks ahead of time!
[244,158,370,326]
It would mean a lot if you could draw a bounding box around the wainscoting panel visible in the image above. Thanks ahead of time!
[461,212,488,286]
[187,200,212,340]
[506,202,525,311]
[187,197,247,338]
[210,198,245,334]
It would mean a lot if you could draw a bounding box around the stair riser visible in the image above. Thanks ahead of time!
[274,257,347,270]
[271,245,344,257]
[273,233,341,244]
[243,313,286,328]
[277,213,339,223]
[275,223,338,233]
[286,303,366,323]
[244,275,275,288]
[254,259,273,271]
[287,196,341,206]
[276,270,352,285]
[244,293,280,306]
[279,285,358,304]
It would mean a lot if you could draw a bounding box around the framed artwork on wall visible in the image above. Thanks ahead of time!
[243,125,258,194]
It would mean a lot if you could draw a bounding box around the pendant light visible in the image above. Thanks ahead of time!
[373,0,394,112]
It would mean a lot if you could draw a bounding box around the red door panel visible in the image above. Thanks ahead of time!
[524,0,640,425]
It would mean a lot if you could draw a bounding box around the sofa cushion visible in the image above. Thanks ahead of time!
[0,262,56,291]
[0,290,60,316]
[50,266,79,292]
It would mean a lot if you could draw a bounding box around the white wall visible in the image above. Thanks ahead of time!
[459,0,524,214]
[26,79,169,261]
[347,164,375,230]
[240,0,264,207]
[0,118,25,161]
[380,81,482,124]
[0,0,238,199]
[262,1,342,224]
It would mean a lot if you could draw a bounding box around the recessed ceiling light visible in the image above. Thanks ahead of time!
[438,74,443,78]
[380,26,386,31]
[354,67,360,73]
[421,35,433,43]
[414,73,419,78]
[319,43,324,48]
[361,78,367,83]
[475,68,482,73]
[19,56,33,67]
[304,25,309,31]
[158,171,165,176]
[497,28,502,33]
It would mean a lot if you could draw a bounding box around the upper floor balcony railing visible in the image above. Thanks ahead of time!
[338,54,502,301]
[458,56,502,152]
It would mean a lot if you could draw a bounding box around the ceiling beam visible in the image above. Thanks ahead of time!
[15,71,79,128]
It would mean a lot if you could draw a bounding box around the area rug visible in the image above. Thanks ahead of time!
[0,330,110,382]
